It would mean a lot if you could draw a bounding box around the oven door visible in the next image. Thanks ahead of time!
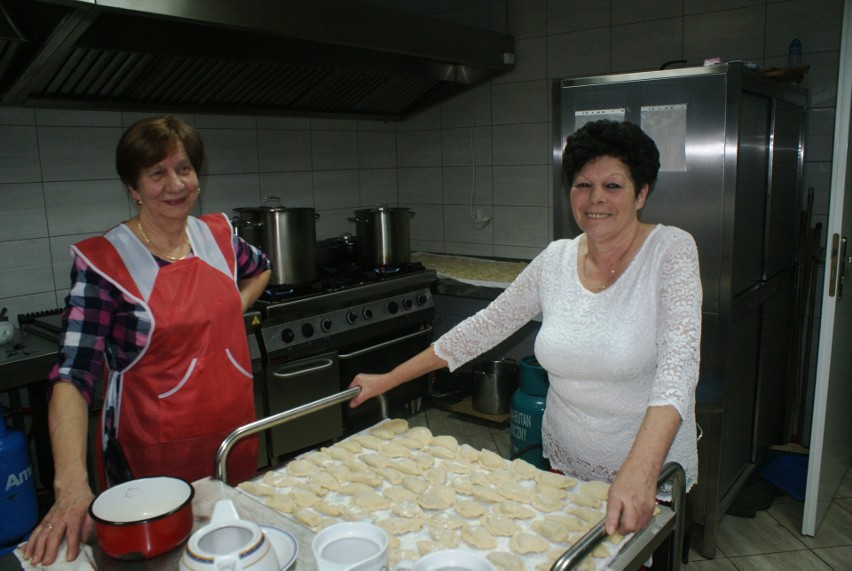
[338,325,433,435]
[266,351,343,459]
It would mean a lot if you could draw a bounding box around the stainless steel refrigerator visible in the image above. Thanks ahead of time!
[552,63,807,557]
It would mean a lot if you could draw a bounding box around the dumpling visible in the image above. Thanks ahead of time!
[454,499,487,518]
[402,475,429,495]
[350,470,384,487]
[536,470,577,489]
[566,492,602,509]
[336,439,364,454]
[304,450,334,467]
[354,490,389,510]
[531,493,564,513]
[497,481,531,503]
[377,517,425,535]
[379,441,412,458]
[427,512,464,531]
[314,500,343,517]
[532,519,569,543]
[431,435,459,450]
[479,449,506,470]
[352,434,383,450]
[338,482,375,496]
[417,485,456,510]
[390,499,425,519]
[285,459,314,476]
[480,512,521,536]
[266,493,295,514]
[471,484,503,503]
[428,446,456,460]
[509,532,549,554]
[237,480,275,497]
[428,525,461,548]
[580,480,610,501]
[545,513,589,532]
[442,460,475,475]
[371,427,396,440]
[416,539,445,556]
[362,453,389,469]
[392,458,422,476]
[534,483,567,500]
[293,508,322,529]
[496,501,535,520]
[450,476,473,495]
[383,418,410,434]
[384,485,418,502]
[461,524,496,550]
[405,426,433,445]
[456,443,481,463]
[412,452,435,470]
[291,488,320,507]
[424,466,447,486]
[510,458,539,480]
[487,551,525,571]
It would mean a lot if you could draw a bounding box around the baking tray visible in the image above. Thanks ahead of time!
[216,389,684,570]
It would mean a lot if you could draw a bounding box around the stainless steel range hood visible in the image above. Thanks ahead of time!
[0,0,515,120]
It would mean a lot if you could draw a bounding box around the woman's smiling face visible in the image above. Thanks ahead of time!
[570,155,648,240]
[129,142,199,222]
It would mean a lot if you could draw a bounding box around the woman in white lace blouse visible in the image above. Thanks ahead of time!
[349,120,702,536]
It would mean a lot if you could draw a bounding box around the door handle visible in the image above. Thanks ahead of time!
[272,358,335,378]
[338,326,433,360]
[828,234,848,301]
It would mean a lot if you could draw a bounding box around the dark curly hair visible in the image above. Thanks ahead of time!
[562,120,660,197]
[115,116,204,189]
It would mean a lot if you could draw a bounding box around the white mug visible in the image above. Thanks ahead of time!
[180,500,280,571]
[396,550,497,571]
[312,522,389,571]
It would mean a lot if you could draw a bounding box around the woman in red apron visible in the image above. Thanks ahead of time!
[22,116,271,566]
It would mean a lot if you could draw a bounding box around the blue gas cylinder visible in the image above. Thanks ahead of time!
[510,356,549,469]
[0,419,38,551]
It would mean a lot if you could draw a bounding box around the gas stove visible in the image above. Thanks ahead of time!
[255,264,438,363]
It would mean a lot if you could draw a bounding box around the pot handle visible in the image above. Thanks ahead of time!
[349,217,369,223]
[263,195,282,207]
[408,211,415,218]
[315,212,321,221]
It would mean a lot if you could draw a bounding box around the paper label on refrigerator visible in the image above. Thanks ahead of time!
[641,104,687,172]
[574,108,626,131]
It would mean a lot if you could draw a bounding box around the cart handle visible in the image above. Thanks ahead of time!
[550,462,686,571]
[214,387,369,482]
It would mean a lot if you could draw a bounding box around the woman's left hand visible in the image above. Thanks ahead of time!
[604,462,658,535]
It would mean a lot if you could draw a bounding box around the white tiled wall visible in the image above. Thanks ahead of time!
[0,0,844,393]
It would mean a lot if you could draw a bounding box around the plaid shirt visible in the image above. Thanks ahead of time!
[49,234,271,406]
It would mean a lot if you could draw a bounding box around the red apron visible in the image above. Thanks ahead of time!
[76,214,257,486]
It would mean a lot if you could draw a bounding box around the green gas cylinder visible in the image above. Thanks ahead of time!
[510,355,549,469]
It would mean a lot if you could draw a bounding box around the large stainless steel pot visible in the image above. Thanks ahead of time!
[233,196,319,285]
[350,205,414,268]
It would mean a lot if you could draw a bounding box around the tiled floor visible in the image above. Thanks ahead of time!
[409,405,852,570]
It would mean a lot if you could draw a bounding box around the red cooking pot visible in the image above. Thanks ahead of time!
[89,476,194,560]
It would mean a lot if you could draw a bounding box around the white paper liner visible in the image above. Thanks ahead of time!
[237,419,636,570]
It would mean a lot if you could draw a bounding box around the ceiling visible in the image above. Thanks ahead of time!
[0,0,515,121]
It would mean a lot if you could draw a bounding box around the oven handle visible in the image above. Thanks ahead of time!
[338,326,433,360]
[271,358,335,378]
[214,387,362,483]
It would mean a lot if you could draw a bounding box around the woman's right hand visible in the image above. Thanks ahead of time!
[348,373,392,408]
[21,481,96,566]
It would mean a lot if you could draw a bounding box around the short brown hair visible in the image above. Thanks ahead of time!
[115,116,204,189]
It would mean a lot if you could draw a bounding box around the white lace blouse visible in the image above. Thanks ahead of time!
[433,225,702,494]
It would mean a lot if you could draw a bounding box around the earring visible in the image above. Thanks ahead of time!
[196,187,202,195]
[134,199,142,207]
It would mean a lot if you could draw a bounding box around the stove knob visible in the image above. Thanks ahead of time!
[416,294,428,306]
[362,308,374,320]
[321,319,333,332]
[387,301,399,315]
[346,311,358,325]
[281,328,295,344]
[301,323,314,338]
[402,297,414,310]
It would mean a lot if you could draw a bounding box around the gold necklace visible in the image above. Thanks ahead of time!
[582,228,641,292]
[137,221,190,262]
